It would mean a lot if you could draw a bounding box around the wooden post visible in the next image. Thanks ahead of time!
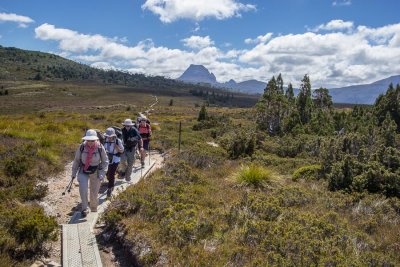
[178,121,182,152]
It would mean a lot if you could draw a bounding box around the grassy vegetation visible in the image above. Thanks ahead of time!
[102,106,400,266]
[0,47,399,265]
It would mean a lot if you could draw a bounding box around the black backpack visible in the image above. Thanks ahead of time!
[111,126,123,139]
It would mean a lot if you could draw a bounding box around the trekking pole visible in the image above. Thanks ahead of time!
[148,142,151,165]
[62,177,75,195]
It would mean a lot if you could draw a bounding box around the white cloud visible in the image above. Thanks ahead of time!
[312,19,354,32]
[0,12,34,28]
[245,33,273,44]
[141,0,256,23]
[332,0,351,6]
[35,22,400,88]
[181,35,214,50]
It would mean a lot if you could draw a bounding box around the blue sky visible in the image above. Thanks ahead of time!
[1,0,400,88]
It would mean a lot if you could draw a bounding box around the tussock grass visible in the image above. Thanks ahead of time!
[236,164,273,187]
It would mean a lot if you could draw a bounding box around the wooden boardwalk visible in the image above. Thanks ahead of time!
[62,158,156,267]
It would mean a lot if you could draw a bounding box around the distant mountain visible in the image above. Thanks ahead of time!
[329,75,400,104]
[178,64,217,84]
[178,64,266,94]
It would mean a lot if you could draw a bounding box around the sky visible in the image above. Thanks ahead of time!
[1,0,400,88]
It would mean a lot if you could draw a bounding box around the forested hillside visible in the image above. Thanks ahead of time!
[0,46,257,107]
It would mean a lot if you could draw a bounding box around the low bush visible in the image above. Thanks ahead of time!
[292,164,322,181]
[178,143,227,168]
[0,202,57,259]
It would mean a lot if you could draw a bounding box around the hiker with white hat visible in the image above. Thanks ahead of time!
[104,127,124,197]
[119,118,143,181]
[71,129,109,217]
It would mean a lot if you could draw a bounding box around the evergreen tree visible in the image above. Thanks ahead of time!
[276,73,284,94]
[313,87,332,110]
[285,83,295,105]
[381,112,397,147]
[256,76,288,135]
[297,74,313,124]
[198,104,208,121]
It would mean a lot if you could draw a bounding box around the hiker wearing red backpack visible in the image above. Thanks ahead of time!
[138,117,151,167]
[71,129,109,218]
[104,127,124,198]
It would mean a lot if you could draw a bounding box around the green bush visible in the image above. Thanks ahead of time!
[292,164,322,181]
[0,203,57,258]
[236,164,272,187]
[219,129,255,159]
[178,143,227,168]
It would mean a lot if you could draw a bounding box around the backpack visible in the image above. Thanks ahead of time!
[111,126,123,139]
[93,129,105,145]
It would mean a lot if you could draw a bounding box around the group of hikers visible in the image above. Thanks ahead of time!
[71,115,152,217]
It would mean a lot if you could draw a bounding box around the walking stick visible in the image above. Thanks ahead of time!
[62,177,75,195]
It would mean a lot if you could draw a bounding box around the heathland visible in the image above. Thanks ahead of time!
[0,46,399,266]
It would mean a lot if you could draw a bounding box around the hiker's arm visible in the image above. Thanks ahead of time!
[71,145,81,178]
[116,139,124,153]
[98,145,109,179]
[134,128,144,150]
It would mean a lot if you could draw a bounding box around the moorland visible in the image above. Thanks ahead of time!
[0,46,399,266]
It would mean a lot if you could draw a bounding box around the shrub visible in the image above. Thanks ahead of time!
[178,143,227,168]
[0,203,57,258]
[236,164,272,187]
[219,129,256,159]
[4,154,32,177]
[292,164,322,181]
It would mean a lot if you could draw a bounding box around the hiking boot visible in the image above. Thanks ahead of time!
[118,171,125,179]
[107,188,112,198]
[141,161,145,167]
[81,209,88,218]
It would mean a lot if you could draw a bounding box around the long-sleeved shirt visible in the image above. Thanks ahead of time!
[71,141,108,178]
[104,138,124,164]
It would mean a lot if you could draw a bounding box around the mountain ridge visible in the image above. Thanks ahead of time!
[178,64,400,104]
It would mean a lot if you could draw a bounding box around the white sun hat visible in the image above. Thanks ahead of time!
[122,118,134,126]
[82,129,99,141]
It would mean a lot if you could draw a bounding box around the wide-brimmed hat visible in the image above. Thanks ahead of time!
[82,129,99,141]
[104,127,116,137]
[122,118,134,126]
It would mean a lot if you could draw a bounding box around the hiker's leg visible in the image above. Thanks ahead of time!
[77,172,89,211]
[107,163,118,188]
[119,152,125,171]
[89,172,101,212]
[125,149,135,180]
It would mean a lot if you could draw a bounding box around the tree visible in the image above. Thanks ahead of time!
[313,87,332,110]
[276,73,284,95]
[198,104,208,121]
[256,76,288,135]
[380,112,397,147]
[169,99,174,106]
[285,83,295,105]
[297,74,313,124]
